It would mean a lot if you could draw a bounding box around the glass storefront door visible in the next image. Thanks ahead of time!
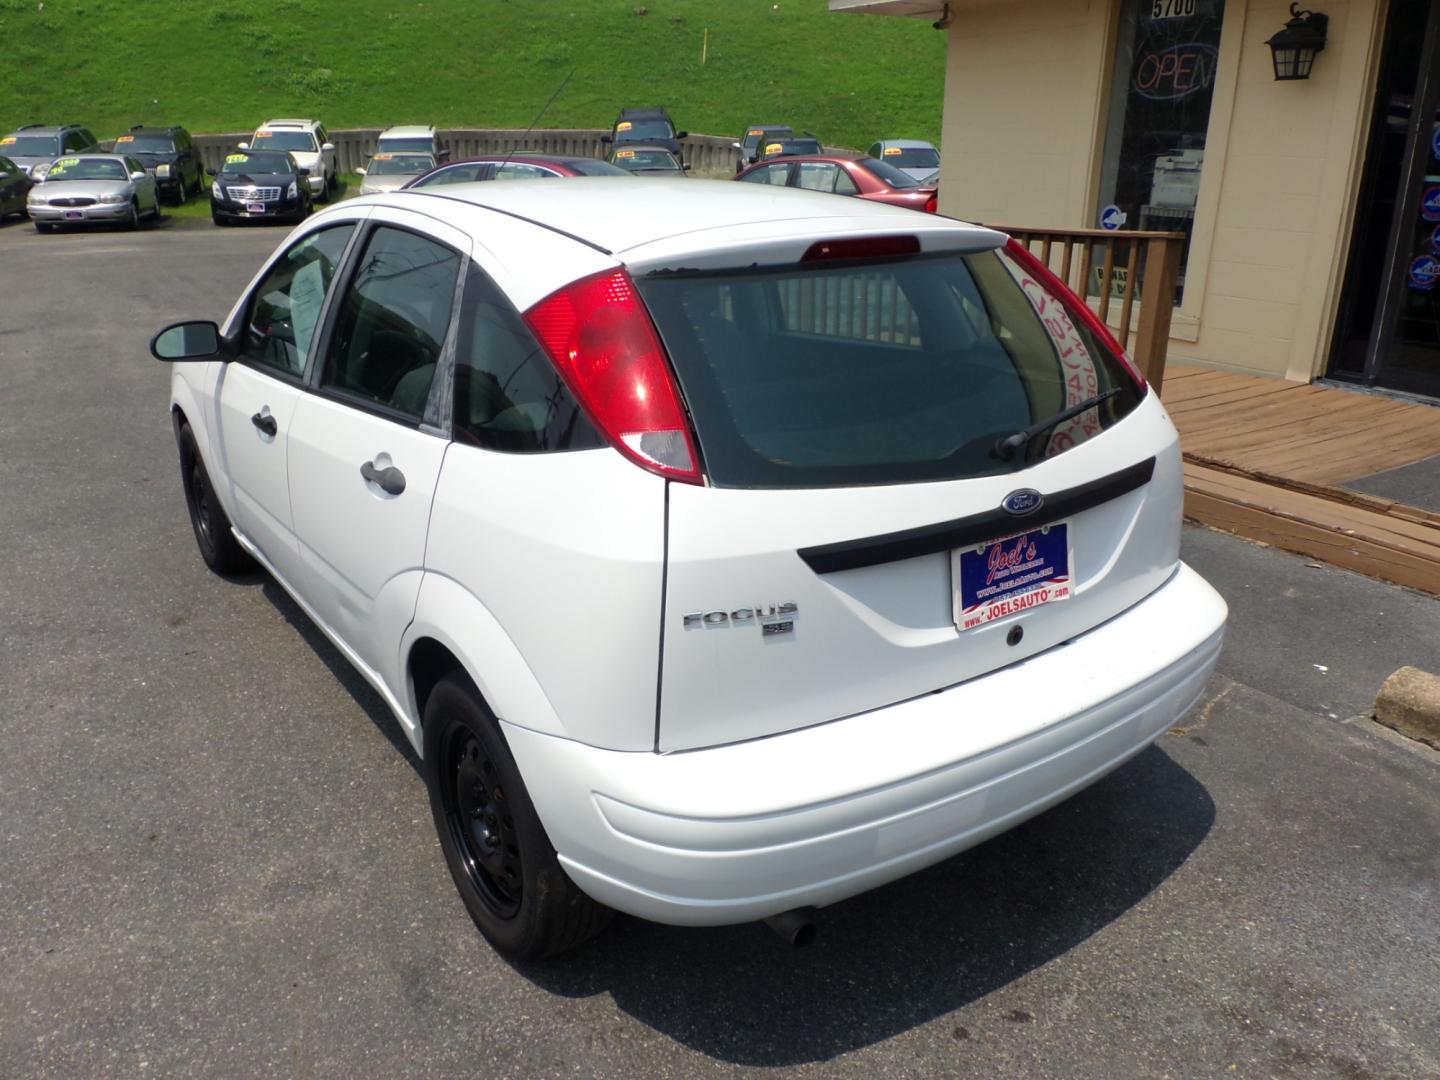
[1330,0,1440,396]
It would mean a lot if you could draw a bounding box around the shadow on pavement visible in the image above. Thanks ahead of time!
[257,576,422,773]
[522,746,1213,1066]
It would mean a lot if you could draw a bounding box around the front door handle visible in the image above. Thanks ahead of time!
[250,411,277,437]
[360,460,406,496]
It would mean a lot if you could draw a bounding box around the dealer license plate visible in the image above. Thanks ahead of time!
[245,201,265,214]
[64,211,82,220]
[953,522,1073,631]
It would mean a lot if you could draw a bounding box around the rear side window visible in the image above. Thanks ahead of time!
[739,162,791,186]
[321,226,462,421]
[636,247,1143,488]
[452,265,603,453]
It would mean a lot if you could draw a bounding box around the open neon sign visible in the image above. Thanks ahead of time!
[1134,43,1219,100]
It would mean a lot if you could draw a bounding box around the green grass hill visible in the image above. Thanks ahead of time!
[0,0,945,150]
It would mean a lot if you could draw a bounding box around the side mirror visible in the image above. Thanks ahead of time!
[731,141,742,150]
[682,162,692,171]
[321,142,335,152]
[355,166,366,175]
[675,130,689,140]
[130,171,146,180]
[297,167,311,175]
[205,167,217,176]
[237,142,250,151]
[150,321,222,362]
[600,133,612,144]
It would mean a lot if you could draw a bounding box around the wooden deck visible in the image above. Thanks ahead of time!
[1165,366,1440,594]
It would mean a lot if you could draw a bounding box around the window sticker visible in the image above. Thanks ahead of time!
[764,143,783,155]
[288,259,327,360]
[615,149,636,158]
[0,137,14,145]
[616,121,633,132]
[883,146,902,156]
[225,153,249,164]
[373,152,393,160]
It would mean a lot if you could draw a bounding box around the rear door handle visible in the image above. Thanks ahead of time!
[360,460,406,496]
[250,411,277,437]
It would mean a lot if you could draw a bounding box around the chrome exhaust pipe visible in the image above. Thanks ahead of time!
[763,907,819,947]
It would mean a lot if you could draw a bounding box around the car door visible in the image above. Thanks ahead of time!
[285,209,464,677]
[214,221,360,583]
[124,155,156,209]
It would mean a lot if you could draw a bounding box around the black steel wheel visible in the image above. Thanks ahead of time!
[176,422,253,574]
[422,672,612,960]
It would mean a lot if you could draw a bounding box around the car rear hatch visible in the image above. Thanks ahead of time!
[626,226,1182,752]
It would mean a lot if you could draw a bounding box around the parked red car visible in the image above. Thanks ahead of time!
[734,152,938,213]
[402,153,629,189]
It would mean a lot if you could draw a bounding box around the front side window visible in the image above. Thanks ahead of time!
[1095,0,1226,302]
[251,129,318,154]
[636,248,1143,488]
[63,131,90,152]
[452,265,603,453]
[321,226,462,421]
[239,225,356,377]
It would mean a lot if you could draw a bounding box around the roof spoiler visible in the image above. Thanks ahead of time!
[18,123,44,131]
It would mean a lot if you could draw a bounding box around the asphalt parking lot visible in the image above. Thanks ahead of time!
[2,214,1439,1079]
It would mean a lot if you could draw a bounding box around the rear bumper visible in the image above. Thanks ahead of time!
[503,562,1227,926]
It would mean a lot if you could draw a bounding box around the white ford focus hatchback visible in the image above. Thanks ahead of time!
[152,180,1226,959]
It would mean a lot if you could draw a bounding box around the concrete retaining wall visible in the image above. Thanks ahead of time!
[190,128,743,178]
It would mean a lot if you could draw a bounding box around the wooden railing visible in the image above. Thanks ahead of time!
[998,226,1185,393]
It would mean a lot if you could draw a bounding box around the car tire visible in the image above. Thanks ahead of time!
[177,422,254,575]
[34,221,54,233]
[423,671,612,961]
[126,199,140,230]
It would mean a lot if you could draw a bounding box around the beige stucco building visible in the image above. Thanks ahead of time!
[834,0,1440,401]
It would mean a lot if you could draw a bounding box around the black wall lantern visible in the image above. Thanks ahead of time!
[1266,3,1329,81]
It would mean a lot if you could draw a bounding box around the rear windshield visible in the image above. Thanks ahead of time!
[636,247,1143,488]
[251,130,317,153]
[881,146,940,169]
[377,137,435,153]
[615,120,672,141]
[567,158,630,176]
[860,157,922,189]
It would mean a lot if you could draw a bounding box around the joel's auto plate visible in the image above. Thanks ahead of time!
[954,522,1073,630]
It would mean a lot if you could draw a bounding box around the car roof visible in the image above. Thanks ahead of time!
[259,119,321,129]
[876,139,937,150]
[379,125,436,138]
[7,124,85,136]
[127,124,183,134]
[436,153,608,167]
[616,107,671,120]
[392,177,971,254]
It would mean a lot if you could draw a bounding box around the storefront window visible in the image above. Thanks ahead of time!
[1095,0,1227,303]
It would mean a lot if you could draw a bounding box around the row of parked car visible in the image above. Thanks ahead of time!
[1,109,945,232]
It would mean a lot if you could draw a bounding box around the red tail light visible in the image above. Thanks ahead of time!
[525,268,703,484]
[1003,237,1148,392]
[923,192,938,214]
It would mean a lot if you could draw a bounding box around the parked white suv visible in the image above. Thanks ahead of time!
[241,118,336,199]
[151,181,1226,959]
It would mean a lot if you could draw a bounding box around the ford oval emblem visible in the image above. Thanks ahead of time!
[1001,489,1044,516]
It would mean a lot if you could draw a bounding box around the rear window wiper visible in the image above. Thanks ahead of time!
[991,388,1121,461]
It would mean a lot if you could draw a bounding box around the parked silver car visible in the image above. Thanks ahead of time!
[866,139,942,183]
[356,152,437,195]
[26,154,161,232]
